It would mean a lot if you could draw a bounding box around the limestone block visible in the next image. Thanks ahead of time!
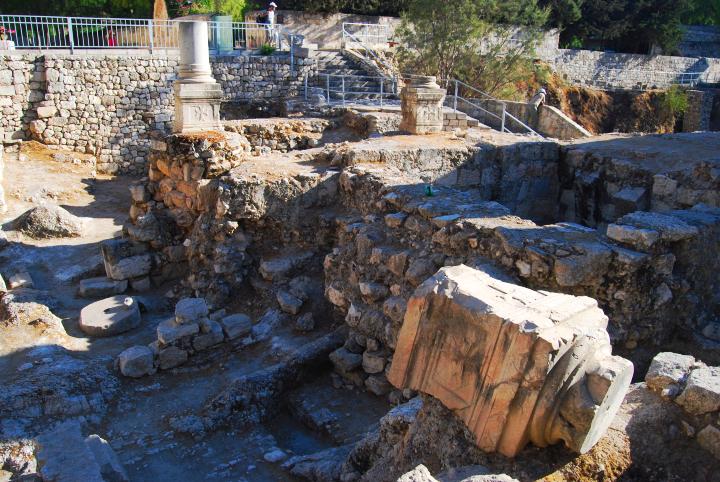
[606,223,660,251]
[645,352,695,394]
[175,297,209,324]
[102,251,151,281]
[277,290,303,315]
[159,346,188,370]
[388,264,633,457]
[193,319,224,351]
[676,367,720,415]
[118,345,154,378]
[78,277,128,298]
[79,296,141,337]
[330,347,362,373]
[220,313,252,339]
[84,434,129,482]
[157,318,199,345]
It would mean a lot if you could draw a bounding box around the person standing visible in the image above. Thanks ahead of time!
[0,27,16,50]
[266,2,278,47]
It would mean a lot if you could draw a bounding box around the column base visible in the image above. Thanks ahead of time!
[173,82,223,134]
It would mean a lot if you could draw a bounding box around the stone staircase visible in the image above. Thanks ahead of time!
[310,50,398,103]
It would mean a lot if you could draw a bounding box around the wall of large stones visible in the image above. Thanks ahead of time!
[0,52,315,174]
[551,50,720,90]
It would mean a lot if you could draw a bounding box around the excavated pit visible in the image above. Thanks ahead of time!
[2,111,720,481]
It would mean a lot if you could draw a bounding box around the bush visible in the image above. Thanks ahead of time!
[661,85,689,117]
[259,43,276,55]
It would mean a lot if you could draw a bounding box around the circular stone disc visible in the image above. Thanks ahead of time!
[79,295,142,337]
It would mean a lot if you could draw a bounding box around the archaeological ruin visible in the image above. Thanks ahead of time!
[1,12,720,482]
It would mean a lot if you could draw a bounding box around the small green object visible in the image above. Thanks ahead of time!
[425,184,434,196]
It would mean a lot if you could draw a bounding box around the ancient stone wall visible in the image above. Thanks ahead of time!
[0,52,316,174]
[551,50,718,90]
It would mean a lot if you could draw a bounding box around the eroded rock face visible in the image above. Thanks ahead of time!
[387,264,633,457]
[14,204,84,239]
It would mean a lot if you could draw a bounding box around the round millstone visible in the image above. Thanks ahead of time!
[79,295,142,337]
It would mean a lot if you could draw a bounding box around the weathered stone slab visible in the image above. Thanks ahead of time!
[388,264,633,457]
[157,318,199,345]
[78,277,128,298]
[645,352,695,394]
[79,296,141,337]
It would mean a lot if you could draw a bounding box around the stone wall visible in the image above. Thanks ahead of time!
[0,52,316,174]
[551,50,719,90]
[676,25,720,58]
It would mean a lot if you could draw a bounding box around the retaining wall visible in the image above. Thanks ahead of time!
[0,52,316,174]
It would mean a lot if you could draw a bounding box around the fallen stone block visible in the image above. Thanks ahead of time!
[117,345,154,378]
[78,277,128,298]
[79,296,141,337]
[645,352,695,395]
[157,319,199,345]
[259,251,313,281]
[220,313,252,339]
[175,297,209,324]
[330,347,362,373]
[100,238,151,281]
[365,373,392,396]
[193,319,224,351]
[277,290,303,315]
[362,350,386,374]
[388,264,633,457]
[676,367,720,415]
[129,276,151,292]
[84,434,129,482]
[159,346,188,370]
[14,204,84,239]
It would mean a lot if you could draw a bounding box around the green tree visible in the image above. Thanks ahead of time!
[395,0,548,95]
[0,0,151,17]
[539,0,584,28]
[682,0,720,25]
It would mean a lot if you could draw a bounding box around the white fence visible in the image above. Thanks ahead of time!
[0,15,302,64]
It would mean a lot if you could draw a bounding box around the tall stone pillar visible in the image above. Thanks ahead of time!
[173,21,223,134]
[399,76,446,134]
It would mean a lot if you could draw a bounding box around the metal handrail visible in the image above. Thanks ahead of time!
[304,72,398,107]
[342,28,396,82]
[342,22,390,46]
[447,78,541,137]
[0,14,302,69]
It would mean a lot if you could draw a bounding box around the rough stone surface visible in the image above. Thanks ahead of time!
[277,290,304,315]
[157,319,199,345]
[676,367,720,415]
[697,425,720,460]
[645,352,696,394]
[388,265,633,457]
[36,421,104,482]
[14,204,84,239]
[220,313,252,339]
[159,345,189,370]
[118,345,154,378]
[175,297,209,324]
[83,434,129,482]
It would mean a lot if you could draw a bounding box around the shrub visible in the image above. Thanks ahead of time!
[259,43,276,55]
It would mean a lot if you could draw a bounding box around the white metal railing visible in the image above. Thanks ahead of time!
[342,22,391,47]
[445,78,542,137]
[304,72,398,107]
[342,27,396,81]
[0,15,303,68]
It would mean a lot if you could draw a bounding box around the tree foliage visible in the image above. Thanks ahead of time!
[0,0,151,17]
[395,0,549,96]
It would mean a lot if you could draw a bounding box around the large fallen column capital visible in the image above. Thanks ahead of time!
[387,264,633,457]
